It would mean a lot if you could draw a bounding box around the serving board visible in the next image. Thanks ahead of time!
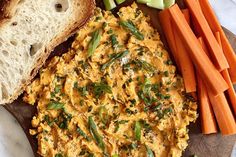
[4,0,236,157]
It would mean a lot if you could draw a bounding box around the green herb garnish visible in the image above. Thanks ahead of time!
[119,20,144,40]
[140,119,152,133]
[165,59,173,65]
[77,126,91,141]
[93,82,112,98]
[138,78,157,107]
[107,29,113,34]
[101,50,129,70]
[134,121,142,141]
[125,108,137,115]
[74,82,88,96]
[44,115,54,126]
[110,34,118,49]
[47,101,64,110]
[163,71,169,77]
[146,145,155,157]
[88,29,102,57]
[58,113,72,129]
[88,153,95,157]
[78,60,90,71]
[133,60,156,74]
[54,85,61,94]
[88,116,106,151]
[95,16,102,22]
[55,153,63,157]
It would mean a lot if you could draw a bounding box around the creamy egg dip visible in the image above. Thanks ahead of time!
[24,3,197,157]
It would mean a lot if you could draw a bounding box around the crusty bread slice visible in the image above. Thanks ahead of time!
[0,0,95,104]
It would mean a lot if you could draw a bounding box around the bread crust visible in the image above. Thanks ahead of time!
[1,0,95,105]
[0,0,20,25]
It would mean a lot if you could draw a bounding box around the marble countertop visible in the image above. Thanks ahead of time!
[0,0,235,157]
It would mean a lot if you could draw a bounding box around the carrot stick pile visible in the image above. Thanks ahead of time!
[159,0,236,135]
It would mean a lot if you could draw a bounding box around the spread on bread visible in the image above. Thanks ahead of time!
[24,4,197,157]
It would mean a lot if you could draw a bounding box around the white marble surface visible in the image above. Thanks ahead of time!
[0,1,235,157]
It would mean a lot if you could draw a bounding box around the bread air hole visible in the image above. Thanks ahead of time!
[54,0,69,12]
[10,40,17,46]
[30,43,42,56]
[11,22,17,26]
[18,0,25,4]
[2,50,9,57]
[19,68,23,75]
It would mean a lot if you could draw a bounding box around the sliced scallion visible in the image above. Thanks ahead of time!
[134,121,141,141]
[119,20,144,40]
[88,116,106,151]
[88,29,102,57]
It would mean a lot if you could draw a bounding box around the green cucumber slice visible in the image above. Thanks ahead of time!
[116,0,126,4]
[147,0,165,10]
[137,0,151,4]
[164,0,175,8]
[103,0,117,10]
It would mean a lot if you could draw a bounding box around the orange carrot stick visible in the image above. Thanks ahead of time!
[215,32,236,115]
[198,37,218,134]
[191,0,203,37]
[173,27,197,92]
[185,0,229,71]
[199,0,236,83]
[198,36,236,135]
[169,4,228,96]
[170,9,197,93]
[208,91,236,135]
[159,10,180,70]
[197,73,218,134]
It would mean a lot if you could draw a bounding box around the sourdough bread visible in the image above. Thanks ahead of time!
[0,0,95,104]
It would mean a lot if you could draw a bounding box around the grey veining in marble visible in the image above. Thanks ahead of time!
[0,0,235,157]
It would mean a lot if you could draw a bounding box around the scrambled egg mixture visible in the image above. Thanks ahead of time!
[24,4,197,157]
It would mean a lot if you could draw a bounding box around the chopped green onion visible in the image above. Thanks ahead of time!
[88,153,95,157]
[88,29,102,57]
[110,34,119,49]
[101,50,129,70]
[112,154,119,157]
[88,116,106,151]
[74,82,88,96]
[47,101,64,110]
[119,20,144,40]
[55,153,63,157]
[93,82,112,98]
[103,0,117,10]
[77,126,91,141]
[134,121,141,141]
[133,59,156,74]
[116,0,126,4]
[163,71,169,77]
[146,145,155,157]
